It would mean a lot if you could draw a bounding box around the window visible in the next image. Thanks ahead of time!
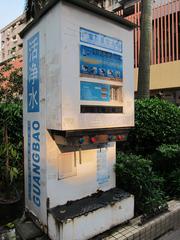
[12,35,17,42]
[18,43,23,50]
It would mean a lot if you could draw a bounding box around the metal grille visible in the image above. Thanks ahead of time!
[116,0,180,67]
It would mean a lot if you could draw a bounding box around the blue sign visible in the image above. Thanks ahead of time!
[80,28,123,54]
[27,121,31,201]
[80,45,123,80]
[27,32,40,112]
[31,121,41,208]
[27,120,41,208]
[80,81,110,102]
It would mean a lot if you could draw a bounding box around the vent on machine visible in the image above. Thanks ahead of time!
[80,105,123,114]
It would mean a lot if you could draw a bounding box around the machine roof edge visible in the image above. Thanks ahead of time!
[20,0,135,38]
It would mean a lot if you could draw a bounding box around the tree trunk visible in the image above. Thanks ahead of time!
[4,125,9,186]
[137,0,152,99]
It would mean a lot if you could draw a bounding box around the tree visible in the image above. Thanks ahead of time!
[25,0,49,21]
[25,0,104,21]
[0,60,22,103]
[137,0,152,99]
[0,59,23,199]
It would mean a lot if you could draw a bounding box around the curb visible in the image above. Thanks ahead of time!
[103,200,180,240]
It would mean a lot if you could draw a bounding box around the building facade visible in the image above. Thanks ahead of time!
[102,0,180,105]
[0,14,26,63]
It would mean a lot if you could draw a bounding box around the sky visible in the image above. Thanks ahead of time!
[0,0,25,30]
[0,0,167,30]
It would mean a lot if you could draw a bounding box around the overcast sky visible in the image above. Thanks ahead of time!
[0,0,25,30]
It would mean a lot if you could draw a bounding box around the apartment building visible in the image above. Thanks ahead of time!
[0,14,26,62]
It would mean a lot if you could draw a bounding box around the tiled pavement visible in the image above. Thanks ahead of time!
[158,229,180,240]
[92,200,180,240]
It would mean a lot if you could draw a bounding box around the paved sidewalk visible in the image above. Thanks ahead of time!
[158,229,180,240]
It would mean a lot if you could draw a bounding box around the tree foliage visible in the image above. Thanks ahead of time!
[0,103,23,193]
[0,59,23,199]
[25,0,49,21]
[25,0,104,21]
[0,60,23,103]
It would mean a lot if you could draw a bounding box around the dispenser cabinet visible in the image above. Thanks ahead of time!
[22,1,134,239]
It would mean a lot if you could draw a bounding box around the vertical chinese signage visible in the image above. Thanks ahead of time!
[27,32,41,208]
[27,32,40,112]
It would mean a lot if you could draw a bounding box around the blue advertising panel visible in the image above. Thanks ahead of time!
[27,121,31,201]
[80,28,123,54]
[80,81,110,102]
[80,45,123,80]
[27,32,40,112]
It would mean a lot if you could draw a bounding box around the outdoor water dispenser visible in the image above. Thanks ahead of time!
[21,0,135,239]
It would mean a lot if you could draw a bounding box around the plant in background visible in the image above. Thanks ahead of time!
[0,59,23,201]
[115,152,167,216]
[127,98,180,154]
[151,144,180,198]
[151,144,180,174]
[0,60,22,103]
[0,103,23,200]
[167,169,180,197]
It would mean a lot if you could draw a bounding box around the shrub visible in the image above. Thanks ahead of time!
[127,98,180,154]
[167,169,180,197]
[151,144,180,174]
[115,152,167,215]
[151,144,180,197]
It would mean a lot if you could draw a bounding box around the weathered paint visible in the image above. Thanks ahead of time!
[46,138,116,208]
[48,195,134,240]
[24,2,134,132]
[23,1,134,239]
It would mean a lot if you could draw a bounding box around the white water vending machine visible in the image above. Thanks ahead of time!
[21,0,135,239]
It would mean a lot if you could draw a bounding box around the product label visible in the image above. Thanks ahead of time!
[97,148,109,185]
[80,81,110,102]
